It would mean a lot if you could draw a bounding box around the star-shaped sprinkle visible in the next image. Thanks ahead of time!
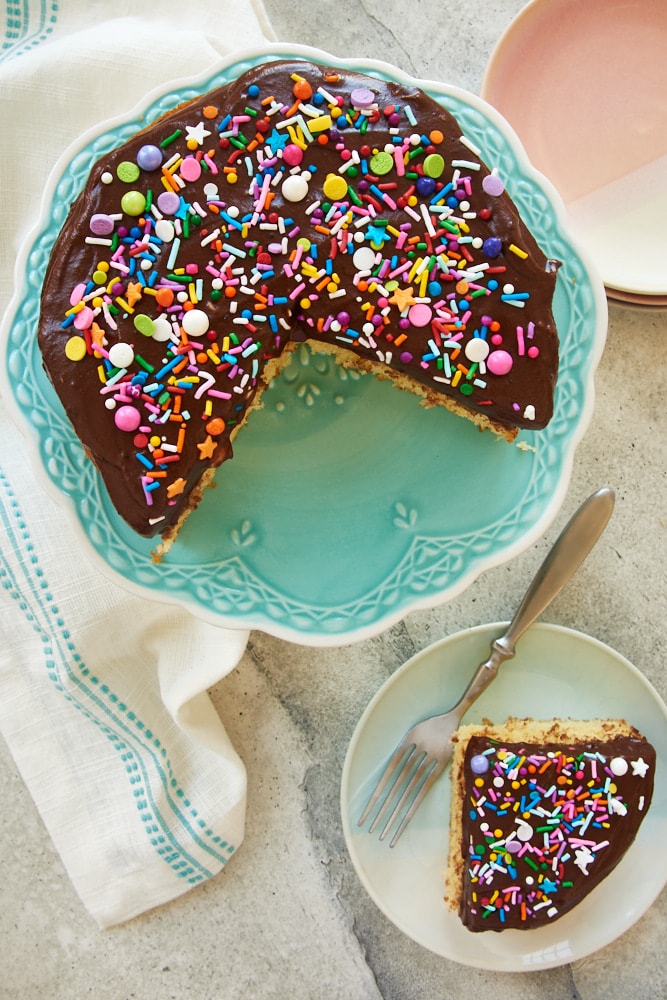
[366,223,389,248]
[91,321,105,348]
[265,129,289,154]
[389,284,417,312]
[125,281,143,307]
[185,122,211,146]
[631,757,650,777]
[166,477,186,499]
[197,434,216,459]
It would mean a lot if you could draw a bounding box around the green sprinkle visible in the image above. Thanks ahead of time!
[160,129,182,148]
[134,355,154,372]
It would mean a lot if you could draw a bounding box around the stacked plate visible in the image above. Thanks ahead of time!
[482,0,667,310]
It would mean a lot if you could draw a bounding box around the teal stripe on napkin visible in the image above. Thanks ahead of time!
[0,465,236,881]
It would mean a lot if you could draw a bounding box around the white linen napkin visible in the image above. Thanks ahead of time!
[0,0,275,928]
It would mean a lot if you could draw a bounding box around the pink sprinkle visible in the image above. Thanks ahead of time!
[180,156,202,183]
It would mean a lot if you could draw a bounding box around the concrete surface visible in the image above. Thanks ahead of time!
[1,1,665,997]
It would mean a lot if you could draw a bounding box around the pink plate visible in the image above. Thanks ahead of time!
[482,0,667,298]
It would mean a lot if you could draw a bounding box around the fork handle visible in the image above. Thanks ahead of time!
[450,487,615,719]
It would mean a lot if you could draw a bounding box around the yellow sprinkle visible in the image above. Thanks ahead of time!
[308,114,332,133]
[509,243,529,259]
[287,125,307,149]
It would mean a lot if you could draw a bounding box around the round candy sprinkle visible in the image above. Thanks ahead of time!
[610,757,629,776]
[206,417,225,436]
[116,161,140,184]
[70,282,86,306]
[65,335,87,361]
[281,173,310,202]
[292,77,312,100]
[154,288,174,308]
[151,315,172,342]
[180,156,202,182]
[322,173,348,201]
[483,236,503,258]
[108,342,135,369]
[416,176,436,198]
[352,246,376,271]
[136,144,162,171]
[283,143,304,167]
[156,191,181,215]
[470,754,490,775]
[181,308,210,337]
[408,302,432,327]
[89,213,115,236]
[73,306,94,330]
[154,219,175,242]
[114,405,141,432]
[350,86,375,107]
[465,338,490,363]
[133,313,155,337]
[516,821,534,842]
[120,190,147,217]
[487,349,514,376]
[423,153,445,178]
[369,151,393,175]
[482,172,505,196]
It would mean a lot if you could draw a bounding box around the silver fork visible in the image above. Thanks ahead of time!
[357,487,615,847]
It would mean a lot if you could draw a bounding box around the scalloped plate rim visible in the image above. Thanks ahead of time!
[0,43,607,646]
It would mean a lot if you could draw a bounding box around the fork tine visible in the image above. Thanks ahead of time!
[388,759,445,847]
[369,748,425,834]
[377,753,436,842]
[357,742,415,828]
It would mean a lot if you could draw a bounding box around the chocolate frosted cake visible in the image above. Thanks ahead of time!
[37,59,560,547]
[445,718,656,931]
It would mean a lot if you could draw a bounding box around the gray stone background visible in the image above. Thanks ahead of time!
[1,1,665,997]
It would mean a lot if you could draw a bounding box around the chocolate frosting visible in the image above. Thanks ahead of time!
[38,60,560,538]
[458,733,656,931]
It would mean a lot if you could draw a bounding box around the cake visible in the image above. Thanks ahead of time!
[445,718,656,931]
[37,59,561,548]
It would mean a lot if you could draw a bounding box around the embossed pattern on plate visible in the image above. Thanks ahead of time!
[0,44,606,644]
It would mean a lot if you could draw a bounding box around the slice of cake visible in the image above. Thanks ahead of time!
[445,718,656,931]
[37,59,561,547]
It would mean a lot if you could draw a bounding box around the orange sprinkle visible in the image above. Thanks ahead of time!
[292,77,312,100]
[206,417,225,436]
[155,287,174,308]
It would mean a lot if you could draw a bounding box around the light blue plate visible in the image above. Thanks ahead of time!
[0,44,607,645]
